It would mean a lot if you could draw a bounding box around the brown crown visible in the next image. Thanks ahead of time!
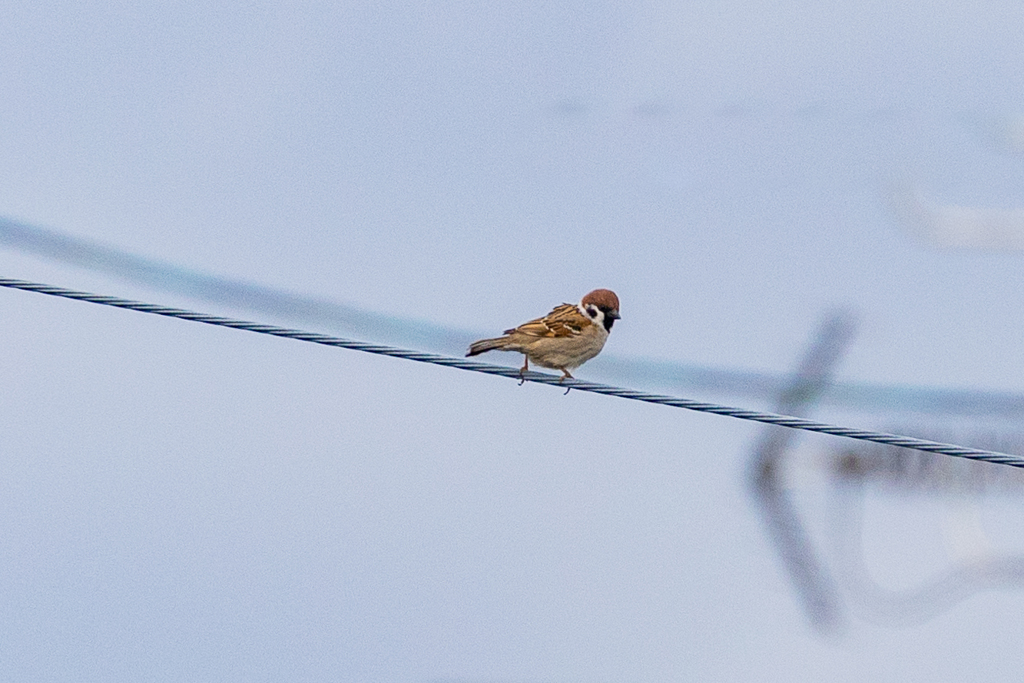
[581,288,620,312]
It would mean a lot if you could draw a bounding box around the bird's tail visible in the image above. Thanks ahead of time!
[466,336,509,357]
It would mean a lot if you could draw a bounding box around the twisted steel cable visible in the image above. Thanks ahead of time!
[3,276,1023,469]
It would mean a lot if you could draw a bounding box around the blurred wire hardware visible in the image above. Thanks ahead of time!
[748,309,858,632]
[750,314,1024,633]
[828,433,1024,494]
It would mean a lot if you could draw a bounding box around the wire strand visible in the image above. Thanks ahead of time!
[3,276,1023,469]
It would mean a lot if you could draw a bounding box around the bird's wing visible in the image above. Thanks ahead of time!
[505,303,589,338]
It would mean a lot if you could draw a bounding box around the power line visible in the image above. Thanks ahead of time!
[2,276,1024,470]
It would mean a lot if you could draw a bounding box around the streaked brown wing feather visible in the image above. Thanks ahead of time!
[505,303,588,338]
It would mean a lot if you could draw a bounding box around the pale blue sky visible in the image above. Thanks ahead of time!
[2,2,1024,681]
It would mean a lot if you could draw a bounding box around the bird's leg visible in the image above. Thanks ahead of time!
[560,369,573,395]
[518,356,529,385]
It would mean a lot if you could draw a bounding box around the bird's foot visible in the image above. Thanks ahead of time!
[560,369,573,395]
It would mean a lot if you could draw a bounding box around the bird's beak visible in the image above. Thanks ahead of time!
[608,310,621,320]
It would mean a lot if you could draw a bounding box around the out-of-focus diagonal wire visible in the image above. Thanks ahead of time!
[4,215,1024,417]
[2,277,1024,471]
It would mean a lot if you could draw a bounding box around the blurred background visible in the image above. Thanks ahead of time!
[2,2,1024,681]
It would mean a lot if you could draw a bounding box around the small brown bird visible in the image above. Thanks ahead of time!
[466,289,621,380]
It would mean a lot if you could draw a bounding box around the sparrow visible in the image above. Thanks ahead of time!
[466,289,621,381]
